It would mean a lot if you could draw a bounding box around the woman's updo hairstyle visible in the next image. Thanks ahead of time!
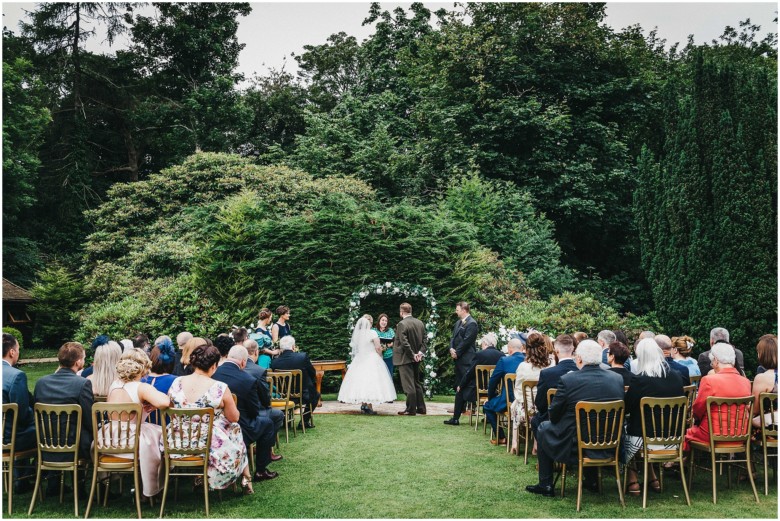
[116,348,152,382]
[525,332,552,368]
[150,337,176,374]
[189,344,221,372]
[258,308,272,321]
[671,335,695,357]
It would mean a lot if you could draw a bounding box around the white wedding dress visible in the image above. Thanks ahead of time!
[338,323,397,405]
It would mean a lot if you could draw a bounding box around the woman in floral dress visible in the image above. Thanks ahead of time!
[168,343,253,493]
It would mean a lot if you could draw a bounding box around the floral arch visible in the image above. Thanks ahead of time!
[348,282,441,396]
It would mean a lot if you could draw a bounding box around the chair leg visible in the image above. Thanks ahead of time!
[85,464,99,518]
[73,468,79,517]
[576,465,584,512]
[133,467,142,519]
[560,464,566,498]
[745,449,760,503]
[158,461,169,518]
[679,454,692,506]
[28,463,42,516]
[615,463,625,507]
[710,451,718,504]
[506,417,512,454]
[203,471,209,517]
[6,460,12,516]
[642,458,649,509]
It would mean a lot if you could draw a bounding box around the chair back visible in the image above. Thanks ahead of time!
[521,380,538,420]
[546,387,558,408]
[33,403,82,462]
[160,407,214,457]
[758,392,778,442]
[574,400,625,460]
[705,396,753,445]
[145,408,161,426]
[689,374,702,387]
[232,393,238,407]
[93,395,108,403]
[268,371,293,402]
[503,373,517,410]
[288,369,304,406]
[2,404,18,457]
[91,402,142,457]
[475,365,494,400]
[683,385,696,425]
[639,396,688,445]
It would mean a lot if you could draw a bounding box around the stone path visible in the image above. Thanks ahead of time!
[315,399,451,416]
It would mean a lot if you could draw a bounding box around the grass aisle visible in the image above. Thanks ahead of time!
[8,378,778,518]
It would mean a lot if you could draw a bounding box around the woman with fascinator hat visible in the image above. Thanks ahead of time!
[140,336,179,416]
[337,315,397,414]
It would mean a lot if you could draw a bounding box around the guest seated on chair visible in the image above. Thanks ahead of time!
[623,338,685,496]
[33,342,94,497]
[2,333,36,452]
[270,335,319,429]
[213,345,279,482]
[531,334,578,438]
[509,332,553,453]
[482,337,525,445]
[443,332,504,426]
[684,342,751,450]
[607,341,633,387]
[751,334,777,428]
[86,337,123,398]
[244,339,285,440]
[141,339,179,403]
[526,340,625,497]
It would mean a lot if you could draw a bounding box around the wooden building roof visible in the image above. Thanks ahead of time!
[2,278,33,303]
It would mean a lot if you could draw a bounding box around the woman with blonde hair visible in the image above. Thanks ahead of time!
[510,332,553,454]
[752,334,777,427]
[87,337,123,397]
[106,348,171,499]
[179,336,207,376]
[670,335,701,377]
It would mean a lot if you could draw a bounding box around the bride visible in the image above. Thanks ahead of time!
[338,314,397,414]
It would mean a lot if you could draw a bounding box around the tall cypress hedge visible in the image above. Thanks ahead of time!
[635,47,777,368]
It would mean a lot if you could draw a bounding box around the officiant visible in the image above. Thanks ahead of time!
[448,301,479,415]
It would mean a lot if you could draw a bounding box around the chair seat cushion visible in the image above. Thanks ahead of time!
[98,455,133,464]
[271,401,294,408]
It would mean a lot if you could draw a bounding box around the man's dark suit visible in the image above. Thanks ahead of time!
[697,346,745,376]
[450,316,478,394]
[33,368,94,461]
[535,365,625,487]
[213,361,275,473]
[483,352,524,439]
[393,315,428,414]
[245,361,284,435]
[665,356,691,386]
[3,360,36,451]
[457,347,504,409]
[271,349,319,425]
[531,358,578,436]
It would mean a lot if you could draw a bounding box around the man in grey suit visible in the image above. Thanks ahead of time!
[449,301,478,414]
[697,327,745,376]
[33,341,95,497]
[393,302,428,416]
[526,340,625,497]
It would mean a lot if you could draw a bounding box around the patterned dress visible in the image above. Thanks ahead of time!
[168,378,248,490]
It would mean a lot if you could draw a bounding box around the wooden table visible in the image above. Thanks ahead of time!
[311,359,347,406]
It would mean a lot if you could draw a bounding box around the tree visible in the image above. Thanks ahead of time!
[634,35,777,367]
[2,32,52,284]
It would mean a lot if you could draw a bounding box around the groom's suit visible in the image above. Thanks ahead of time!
[393,315,427,414]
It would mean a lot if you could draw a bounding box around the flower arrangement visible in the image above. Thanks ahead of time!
[348,282,441,396]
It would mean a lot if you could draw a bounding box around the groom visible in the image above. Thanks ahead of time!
[393,302,427,415]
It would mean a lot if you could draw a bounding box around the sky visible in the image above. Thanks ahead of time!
[2,2,777,81]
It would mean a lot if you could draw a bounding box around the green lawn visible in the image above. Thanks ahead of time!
[11,364,778,518]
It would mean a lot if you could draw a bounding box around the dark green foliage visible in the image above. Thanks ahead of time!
[29,263,85,349]
[635,38,777,367]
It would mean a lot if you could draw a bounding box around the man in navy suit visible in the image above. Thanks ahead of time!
[483,338,525,445]
[270,335,319,429]
[2,333,36,452]
[526,339,625,497]
[213,345,278,481]
[531,334,578,438]
[243,339,285,439]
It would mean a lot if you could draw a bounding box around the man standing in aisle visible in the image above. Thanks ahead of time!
[449,301,479,415]
[394,302,428,416]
